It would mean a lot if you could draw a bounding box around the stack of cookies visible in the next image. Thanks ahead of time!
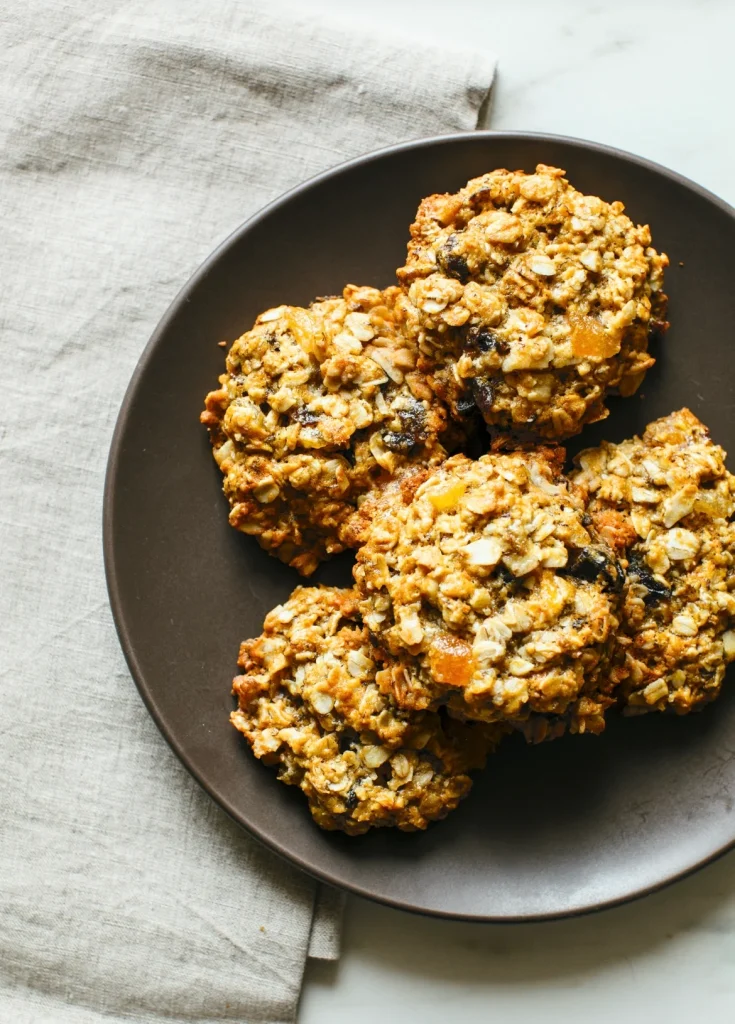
[202,165,735,834]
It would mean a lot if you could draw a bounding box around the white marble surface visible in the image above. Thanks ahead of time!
[299,1,735,1020]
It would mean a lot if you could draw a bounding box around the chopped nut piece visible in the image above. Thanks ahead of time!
[643,679,669,705]
[464,537,504,567]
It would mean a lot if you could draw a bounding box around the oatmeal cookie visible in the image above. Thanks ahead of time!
[230,586,503,834]
[202,285,466,575]
[354,449,623,734]
[572,409,735,714]
[397,164,668,439]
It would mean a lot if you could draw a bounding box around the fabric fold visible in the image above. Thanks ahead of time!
[0,1,495,1021]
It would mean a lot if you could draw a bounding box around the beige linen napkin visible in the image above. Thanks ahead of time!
[0,1,495,1021]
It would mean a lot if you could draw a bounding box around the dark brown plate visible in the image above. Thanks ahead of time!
[104,132,735,921]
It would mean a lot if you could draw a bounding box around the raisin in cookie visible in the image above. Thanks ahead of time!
[230,586,504,834]
[397,164,668,440]
[572,408,735,714]
[354,450,623,735]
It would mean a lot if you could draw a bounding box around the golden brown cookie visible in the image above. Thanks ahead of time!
[572,408,735,714]
[397,164,668,439]
[230,586,504,834]
[354,449,623,735]
[202,285,470,575]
